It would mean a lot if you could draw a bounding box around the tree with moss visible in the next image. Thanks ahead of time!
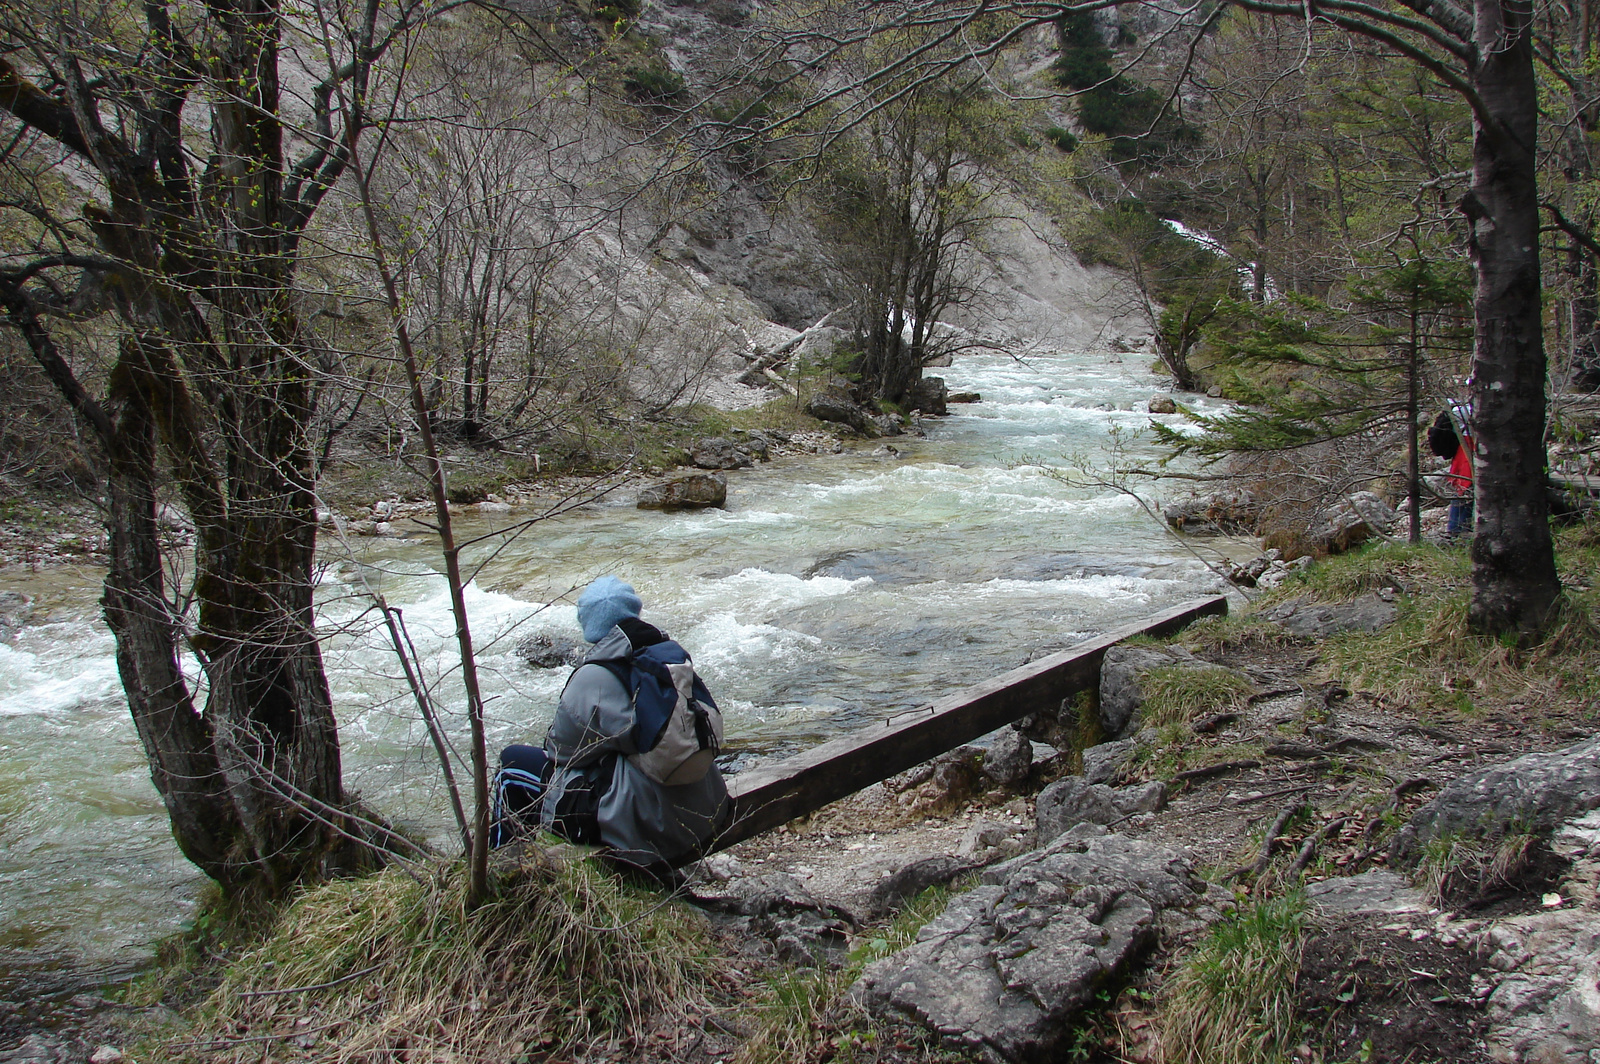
[0,0,451,898]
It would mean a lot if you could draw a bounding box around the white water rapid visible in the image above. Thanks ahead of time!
[0,346,1241,1002]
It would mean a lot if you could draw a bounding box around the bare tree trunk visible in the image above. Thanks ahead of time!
[1464,0,1561,636]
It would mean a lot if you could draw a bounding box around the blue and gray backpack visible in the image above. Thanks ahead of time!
[600,638,724,786]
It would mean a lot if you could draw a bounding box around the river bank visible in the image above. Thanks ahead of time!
[20,530,1594,1064]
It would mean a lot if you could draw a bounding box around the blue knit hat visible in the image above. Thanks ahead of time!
[576,576,642,642]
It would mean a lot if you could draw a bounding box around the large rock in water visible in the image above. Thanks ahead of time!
[1391,733,1600,863]
[806,392,880,437]
[636,472,727,510]
[852,827,1232,1062]
[907,375,949,416]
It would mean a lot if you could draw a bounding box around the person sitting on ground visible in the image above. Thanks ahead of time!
[495,576,729,875]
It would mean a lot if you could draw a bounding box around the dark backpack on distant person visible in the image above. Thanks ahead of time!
[1427,411,1459,459]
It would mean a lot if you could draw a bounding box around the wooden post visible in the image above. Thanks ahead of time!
[709,595,1227,854]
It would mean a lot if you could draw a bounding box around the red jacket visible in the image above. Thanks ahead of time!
[1447,434,1473,493]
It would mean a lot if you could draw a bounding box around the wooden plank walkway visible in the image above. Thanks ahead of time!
[712,595,1228,853]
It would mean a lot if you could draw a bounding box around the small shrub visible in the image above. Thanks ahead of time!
[1044,125,1079,152]
[623,63,684,102]
[161,854,722,1063]
[1139,665,1255,730]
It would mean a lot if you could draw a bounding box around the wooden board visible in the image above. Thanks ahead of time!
[712,595,1228,853]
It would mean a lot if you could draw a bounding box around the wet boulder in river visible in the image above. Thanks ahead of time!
[637,472,727,510]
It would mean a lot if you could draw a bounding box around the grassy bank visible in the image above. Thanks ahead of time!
[132,852,726,1064]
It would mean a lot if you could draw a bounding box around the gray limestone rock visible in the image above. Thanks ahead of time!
[852,830,1231,1062]
[684,870,852,966]
[689,436,755,470]
[1035,777,1167,845]
[1263,594,1399,639]
[857,854,983,922]
[1305,870,1428,916]
[0,1034,69,1064]
[636,472,728,510]
[1391,733,1600,864]
[1147,395,1177,414]
[1481,909,1600,1064]
[1081,738,1137,785]
[957,820,1016,859]
[982,727,1034,786]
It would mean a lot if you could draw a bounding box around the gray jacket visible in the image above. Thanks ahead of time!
[541,624,730,868]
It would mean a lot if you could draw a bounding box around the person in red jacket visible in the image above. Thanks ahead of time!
[1428,402,1474,538]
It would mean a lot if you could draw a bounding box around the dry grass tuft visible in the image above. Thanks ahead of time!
[1159,891,1306,1064]
[1140,665,1256,730]
[161,852,723,1063]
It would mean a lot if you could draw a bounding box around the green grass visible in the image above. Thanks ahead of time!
[148,853,724,1063]
[1138,665,1256,730]
[1159,891,1306,1064]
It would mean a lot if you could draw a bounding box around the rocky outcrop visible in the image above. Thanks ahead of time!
[1391,734,1600,863]
[1081,738,1137,785]
[885,746,988,812]
[1226,548,1313,589]
[690,436,755,469]
[686,865,853,966]
[980,726,1034,787]
[636,472,728,510]
[687,851,982,955]
[1477,811,1600,1064]
[852,827,1232,1063]
[1308,490,1397,553]
[1035,777,1167,845]
[1263,593,1400,638]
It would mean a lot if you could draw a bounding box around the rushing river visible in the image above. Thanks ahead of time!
[0,346,1240,1003]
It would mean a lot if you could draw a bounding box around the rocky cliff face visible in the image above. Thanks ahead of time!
[497,0,1145,404]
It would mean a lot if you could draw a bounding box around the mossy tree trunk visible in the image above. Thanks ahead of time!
[0,0,419,897]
